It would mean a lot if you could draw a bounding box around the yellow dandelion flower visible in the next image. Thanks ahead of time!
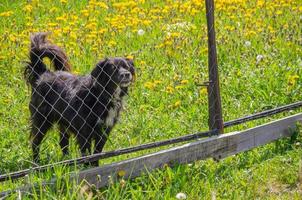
[174,100,181,107]
[56,16,67,21]
[69,42,77,46]
[71,15,78,21]
[142,20,151,26]
[108,40,117,47]
[70,32,77,40]
[276,10,283,15]
[155,44,164,48]
[164,40,173,46]
[144,82,155,90]
[225,25,235,31]
[126,55,134,60]
[166,86,174,93]
[48,22,57,27]
[80,9,89,17]
[170,32,181,37]
[50,7,58,13]
[26,22,33,27]
[236,70,242,77]
[173,74,180,80]
[99,28,107,34]
[9,35,16,42]
[200,88,208,96]
[62,27,70,33]
[87,32,97,39]
[96,2,108,9]
[257,0,264,7]
[85,22,97,29]
[180,80,189,84]
[23,5,33,12]
[118,170,126,177]
[91,47,98,52]
[201,48,208,54]
[0,11,14,17]
[288,75,299,86]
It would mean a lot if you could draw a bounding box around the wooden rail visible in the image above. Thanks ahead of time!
[1,113,301,197]
[74,113,301,188]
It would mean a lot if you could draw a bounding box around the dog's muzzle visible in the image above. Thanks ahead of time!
[119,71,133,87]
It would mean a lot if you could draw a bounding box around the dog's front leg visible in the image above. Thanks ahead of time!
[90,126,111,166]
[94,126,111,154]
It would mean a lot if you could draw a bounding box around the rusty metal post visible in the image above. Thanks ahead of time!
[205,0,224,133]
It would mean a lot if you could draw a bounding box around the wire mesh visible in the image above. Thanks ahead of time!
[1,1,211,180]
[25,32,137,166]
[0,0,239,183]
[0,0,301,191]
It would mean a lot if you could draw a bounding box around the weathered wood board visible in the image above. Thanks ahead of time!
[75,113,302,188]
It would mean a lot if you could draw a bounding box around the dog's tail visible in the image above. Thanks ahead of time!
[24,32,71,86]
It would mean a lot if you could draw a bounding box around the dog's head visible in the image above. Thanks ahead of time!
[91,57,135,91]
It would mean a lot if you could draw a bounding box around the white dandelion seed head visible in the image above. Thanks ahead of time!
[244,41,251,47]
[256,54,264,63]
[176,192,187,199]
[137,29,145,36]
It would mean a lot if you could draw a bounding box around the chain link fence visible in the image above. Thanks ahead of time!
[25,32,137,166]
[1,0,214,177]
[1,0,301,185]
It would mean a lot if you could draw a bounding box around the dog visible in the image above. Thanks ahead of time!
[24,33,135,165]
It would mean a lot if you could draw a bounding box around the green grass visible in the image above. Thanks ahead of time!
[0,0,301,198]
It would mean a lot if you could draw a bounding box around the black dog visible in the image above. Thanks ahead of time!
[24,33,135,165]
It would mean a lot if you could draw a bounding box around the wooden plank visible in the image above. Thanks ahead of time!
[1,113,301,197]
[74,113,302,188]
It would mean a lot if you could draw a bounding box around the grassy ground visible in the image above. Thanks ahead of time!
[0,0,301,199]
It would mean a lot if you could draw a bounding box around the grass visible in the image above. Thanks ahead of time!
[0,0,301,199]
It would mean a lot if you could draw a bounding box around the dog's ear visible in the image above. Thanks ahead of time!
[125,58,134,67]
[91,58,110,79]
[125,58,135,75]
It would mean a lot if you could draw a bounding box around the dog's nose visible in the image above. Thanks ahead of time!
[120,72,131,80]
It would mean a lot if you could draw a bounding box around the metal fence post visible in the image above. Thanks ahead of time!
[205,0,224,133]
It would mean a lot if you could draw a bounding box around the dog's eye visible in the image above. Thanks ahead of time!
[122,65,129,71]
[126,58,134,67]
[105,61,116,69]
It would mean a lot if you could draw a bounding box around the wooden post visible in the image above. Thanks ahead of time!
[205,0,224,133]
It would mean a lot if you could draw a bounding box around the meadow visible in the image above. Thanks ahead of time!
[0,0,301,199]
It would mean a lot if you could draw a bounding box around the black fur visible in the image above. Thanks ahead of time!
[24,33,135,166]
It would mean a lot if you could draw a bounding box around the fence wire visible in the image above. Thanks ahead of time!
[25,32,136,167]
[1,3,211,181]
[0,1,212,182]
[0,0,300,192]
